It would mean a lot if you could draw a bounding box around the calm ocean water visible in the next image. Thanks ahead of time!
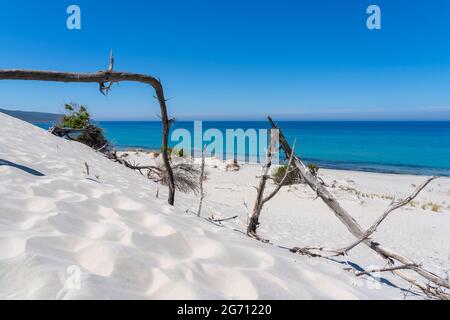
[36,121,450,177]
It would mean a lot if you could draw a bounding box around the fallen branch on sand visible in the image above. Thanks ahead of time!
[247,132,296,239]
[0,51,175,205]
[356,264,419,277]
[208,215,238,223]
[109,152,201,194]
[268,116,450,300]
[341,176,437,255]
[290,246,344,259]
[49,126,94,140]
[197,146,207,217]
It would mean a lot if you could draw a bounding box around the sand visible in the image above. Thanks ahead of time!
[0,112,449,299]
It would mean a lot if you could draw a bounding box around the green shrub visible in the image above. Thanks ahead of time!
[176,148,184,158]
[271,165,300,186]
[59,103,109,152]
[307,163,319,176]
[160,146,173,156]
[61,103,90,128]
[159,147,185,158]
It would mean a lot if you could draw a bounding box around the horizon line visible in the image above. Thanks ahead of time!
[92,118,450,122]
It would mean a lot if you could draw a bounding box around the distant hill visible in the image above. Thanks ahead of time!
[0,108,62,124]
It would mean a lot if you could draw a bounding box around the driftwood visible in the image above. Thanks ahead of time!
[109,152,201,194]
[225,159,241,172]
[247,137,275,238]
[247,134,297,238]
[84,162,90,176]
[197,146,207,217]
[109,151,160,173]
[345,177,437,253]
[49,125,93,139]
[166,163,201,194]
[291,246,344,258]
[49,125,110,152]
[0,52,175,205]
[356,264,419,277]
[341,176,437,255]
[208,215,238,223]
[268,116,450,299]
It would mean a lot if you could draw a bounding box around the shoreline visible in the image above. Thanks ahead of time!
[116,147,450,178]
[33,122,450,178]
[2,112,449,299]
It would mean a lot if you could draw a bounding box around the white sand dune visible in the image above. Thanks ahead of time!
[0,112,448,300]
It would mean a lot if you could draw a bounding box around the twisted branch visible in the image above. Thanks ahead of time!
[0,54,175,205]
[269,116,450,299]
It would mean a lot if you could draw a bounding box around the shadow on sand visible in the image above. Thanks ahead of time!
[0,159,45,177]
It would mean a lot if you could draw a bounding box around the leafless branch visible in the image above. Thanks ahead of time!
[208,215,238,223]
[108,49,114,72]
[84,162,90,176]
[0,53,175,205]
[356,264,419,277]
[269,116,450,299]
[197,145,207,217]
[247,133,275,239]
[290,246,345,258]
[260,143,296,206]
[109,152,200,193]
[247,131,296,239]
[49,125,95,140]
[341,176,437,255]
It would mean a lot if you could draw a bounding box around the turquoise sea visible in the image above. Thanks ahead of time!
[36,121,450,177]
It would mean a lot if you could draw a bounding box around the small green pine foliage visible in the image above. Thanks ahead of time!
[61,103,90,129]
[161,146,173,156]
[160,147,185,158]
[272,165,300,186]
[59,103,109,151]
[307,163,319,176]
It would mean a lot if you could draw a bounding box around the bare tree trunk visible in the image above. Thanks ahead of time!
[247,137,274,238]
[0,60,176,205]
[269,117,366,239]
[197,146,207,217]
[247,132,296,239]
[342,176,437,254]
[49,125,94,139]
[268,116,450,295]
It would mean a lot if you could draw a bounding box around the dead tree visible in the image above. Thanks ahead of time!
[197,145,207,217]
[0,52,176,205]
[109,151,200,194]
[247,137,274,239]
[49,126,93,139]
[109,151,160,173]
[341,176,437,254]
[268,116,450,299]
[247,132,297,239]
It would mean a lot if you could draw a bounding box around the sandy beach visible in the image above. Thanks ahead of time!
[0,112,449,299]
[123,150,450,276]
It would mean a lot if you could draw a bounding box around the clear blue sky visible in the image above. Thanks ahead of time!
[1,0,450,120]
